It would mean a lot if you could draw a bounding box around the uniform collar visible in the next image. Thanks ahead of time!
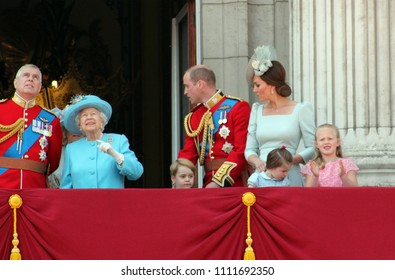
[204,89,224,109]
[12,93,36,109]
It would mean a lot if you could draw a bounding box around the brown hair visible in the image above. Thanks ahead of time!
[260,61,292,97]
[313,123,343,168]
[186,65,216,86]
[266,146,293,169]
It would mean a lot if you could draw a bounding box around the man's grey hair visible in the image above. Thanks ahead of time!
[15,64,42,82]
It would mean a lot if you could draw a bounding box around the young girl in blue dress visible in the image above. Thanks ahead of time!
[248,146,293,187]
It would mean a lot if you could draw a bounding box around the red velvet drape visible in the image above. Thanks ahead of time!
[1,187,395,260]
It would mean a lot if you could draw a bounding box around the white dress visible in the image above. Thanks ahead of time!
[245,102,316,186]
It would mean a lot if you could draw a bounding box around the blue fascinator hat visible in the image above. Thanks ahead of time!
[246,45,277,84]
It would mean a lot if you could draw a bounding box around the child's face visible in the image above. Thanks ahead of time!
[172,166,194,188]
[269,163,291,180]
[315,127,340,156]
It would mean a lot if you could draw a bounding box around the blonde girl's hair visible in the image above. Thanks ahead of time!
[313,123,343,168]
[169,158,196,177]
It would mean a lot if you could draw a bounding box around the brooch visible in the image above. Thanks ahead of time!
[222,142,234,154]
[219,125,230,139]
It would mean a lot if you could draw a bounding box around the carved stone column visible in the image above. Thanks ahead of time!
[290,0,395,185]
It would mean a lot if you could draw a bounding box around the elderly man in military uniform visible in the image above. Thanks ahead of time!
[0,64,62,189]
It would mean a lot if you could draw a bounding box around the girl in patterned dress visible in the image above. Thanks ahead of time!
[301,123,359,187]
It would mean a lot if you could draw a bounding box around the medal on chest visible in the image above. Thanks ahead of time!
[32,118,52,161]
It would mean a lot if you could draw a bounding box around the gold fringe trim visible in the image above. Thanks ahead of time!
[184,110,213,165]
[8,194,23,260]
[242,192,256,260]
[0,118,24,144]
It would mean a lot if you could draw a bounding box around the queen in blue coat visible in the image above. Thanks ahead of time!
[60,95,143,189]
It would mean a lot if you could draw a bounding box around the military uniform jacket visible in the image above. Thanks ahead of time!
[178,91,251,187]
[0,98,63,189]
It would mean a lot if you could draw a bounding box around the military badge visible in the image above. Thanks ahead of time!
[32,119,53,137]
[218,111,228,124]
[39,150,47,161]
[222,142,234,154]
[39,136,48,150]
[219,125,230,139]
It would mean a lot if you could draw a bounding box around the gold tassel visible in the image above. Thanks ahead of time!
[8,194,23,260]
[242,192,256,260]
[184,110,213,165]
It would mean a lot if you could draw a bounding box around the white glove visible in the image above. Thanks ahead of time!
[96,140,124,165]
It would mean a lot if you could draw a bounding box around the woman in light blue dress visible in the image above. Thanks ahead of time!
[244,45,315,186]
[60,95,144,189]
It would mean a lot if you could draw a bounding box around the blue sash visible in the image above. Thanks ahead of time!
[211,99,237,135]
[200,98,238,157]
[0,109,55,174]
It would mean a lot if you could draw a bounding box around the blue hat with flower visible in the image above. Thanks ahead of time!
[63,94,112,135]
[246,45,277,84]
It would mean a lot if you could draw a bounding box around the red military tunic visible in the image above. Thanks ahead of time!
[0,96,63,189]
[178,90,251,187]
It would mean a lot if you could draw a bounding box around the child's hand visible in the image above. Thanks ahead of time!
[338,160,345,177]
[309,160,320,177]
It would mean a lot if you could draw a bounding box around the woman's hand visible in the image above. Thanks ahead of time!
[96,140,112,153]
[247,155,266,172]
[96,140,124,165]
[254,159,266,172]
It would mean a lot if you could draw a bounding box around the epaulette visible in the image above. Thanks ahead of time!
[39,105,57,117]
[0,98,8,103]
[226,95,244,102]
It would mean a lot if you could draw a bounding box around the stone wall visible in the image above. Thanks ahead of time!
[200,0,395,186]
[289,0,395,186]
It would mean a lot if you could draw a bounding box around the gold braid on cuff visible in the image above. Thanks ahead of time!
[212,161,236,186]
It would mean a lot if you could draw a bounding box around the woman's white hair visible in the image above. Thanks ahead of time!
[75,110,109,135]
